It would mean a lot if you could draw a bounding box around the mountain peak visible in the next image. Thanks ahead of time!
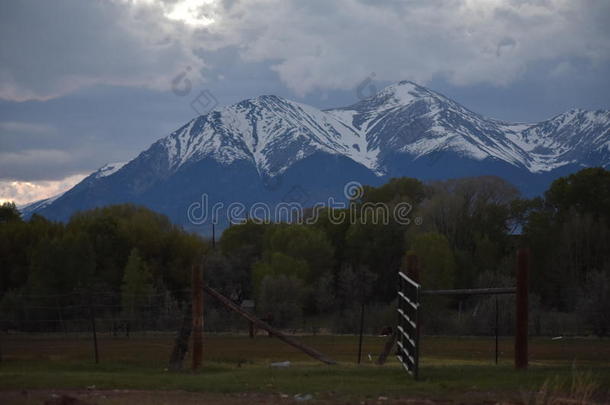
[23,79,610,224]
[238,94,292,108]
[379,80,426,104]
[343,80,443,114]
[250,94,284,103]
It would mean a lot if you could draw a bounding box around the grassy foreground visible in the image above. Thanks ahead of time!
[0,334,609,402]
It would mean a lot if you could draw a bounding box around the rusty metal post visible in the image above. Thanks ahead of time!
[192,264,204,370]
[515,248,529,370]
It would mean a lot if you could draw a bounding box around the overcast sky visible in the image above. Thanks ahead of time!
[1,0,609,204]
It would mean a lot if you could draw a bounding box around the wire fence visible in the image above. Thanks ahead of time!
[0,290,601,337]
[0,290,190,335]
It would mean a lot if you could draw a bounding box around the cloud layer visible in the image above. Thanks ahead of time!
[1,0,609,204]
[0,174,86,205]
[2,0,609,101]
[203,0,610,95]
[0,0,206,101]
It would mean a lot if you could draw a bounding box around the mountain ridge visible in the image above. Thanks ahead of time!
[20,80,610,228]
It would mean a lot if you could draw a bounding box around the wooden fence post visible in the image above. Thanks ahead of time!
[495,296,499,365]
[168,304,192,371]
[407,254,419,283]
[89,298,99,364]
[192,263,204,370]
[515,248,529,370]
[357,265,366,364]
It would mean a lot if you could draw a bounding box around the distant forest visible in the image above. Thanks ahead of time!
[1,168,609,336]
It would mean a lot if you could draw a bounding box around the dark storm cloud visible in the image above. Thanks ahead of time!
[0,86,200,181]
[0,0,205,101]
[0,0,609,202]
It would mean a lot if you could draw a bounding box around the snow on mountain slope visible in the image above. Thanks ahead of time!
[94,162,127,178]
[18,192,65,217]
[328,81,536,171]
[327,81,609,173]
[507,109,610,172]
[123,80,610,183]
[79,80,610,189]
[21,80,610,221]
[159,95,381,177]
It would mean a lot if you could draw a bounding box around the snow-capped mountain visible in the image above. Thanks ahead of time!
[329,81,609,173]
[159,95,380,178]
[19,162,127,218]
[93,162,127,179]
[507,109,610,172]
[23,81,610,231]
[18,192,65,217]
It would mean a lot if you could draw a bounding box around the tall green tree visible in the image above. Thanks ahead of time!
[260,224,334,284]
[524,168,610,310]
[409,232,456,290]
[545,167,610,222]
[0,202,21,224]
[121,248,154,316]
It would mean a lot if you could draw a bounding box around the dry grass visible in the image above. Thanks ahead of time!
[522,369,605,405]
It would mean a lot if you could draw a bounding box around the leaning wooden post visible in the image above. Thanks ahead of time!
[515,248,529,370]
[203,284,337,365]
[192,263,204,370]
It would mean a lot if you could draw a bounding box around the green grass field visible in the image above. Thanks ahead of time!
[1,333,609,403]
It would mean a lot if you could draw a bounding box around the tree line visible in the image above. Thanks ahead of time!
[1,168,608,335]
